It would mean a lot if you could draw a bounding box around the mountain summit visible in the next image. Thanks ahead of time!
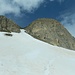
[0,16,20,33]
[25,18,75,50]
[0,16,75,50]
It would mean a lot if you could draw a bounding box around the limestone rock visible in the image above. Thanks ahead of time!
[0,16,21,33]
[25,18,75,50]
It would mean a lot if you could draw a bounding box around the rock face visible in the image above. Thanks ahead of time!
[0,16,21,33]
[25,18,75,50]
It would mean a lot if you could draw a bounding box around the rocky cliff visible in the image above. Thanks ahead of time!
[25,18,75,50]
[0,16,20,33]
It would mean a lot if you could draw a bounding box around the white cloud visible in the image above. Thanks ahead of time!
[49,0,64,4]
[57,0,64,4]
[60,13,75,37]
[0,0,65,16]
[50,0,54,2]
[0,0,44,16]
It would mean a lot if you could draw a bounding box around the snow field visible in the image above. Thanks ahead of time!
[0,30,75,75]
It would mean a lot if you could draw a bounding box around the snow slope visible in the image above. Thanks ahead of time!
[0,29,75,75]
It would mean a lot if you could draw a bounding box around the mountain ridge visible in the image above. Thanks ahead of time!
[0,16,75,50]
[25,18,75,50]
[0,16,21,33]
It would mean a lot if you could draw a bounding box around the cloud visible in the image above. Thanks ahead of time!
[49,0,54,2]
[60,13,75,37]
[49,0,64,3]
[0,0,44,16]
[57,0,64,4]
[0,0,65,16]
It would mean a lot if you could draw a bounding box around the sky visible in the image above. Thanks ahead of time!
[0,0,75,37]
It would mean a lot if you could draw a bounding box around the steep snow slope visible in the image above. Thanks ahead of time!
[0,30,75,75]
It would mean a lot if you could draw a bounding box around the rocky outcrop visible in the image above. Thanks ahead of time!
[0,16,21,33]
[25,18,75,50]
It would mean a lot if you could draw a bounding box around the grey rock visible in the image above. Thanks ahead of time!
[4,33,13,36]
[0,16,21,33]
[25,18,75,50]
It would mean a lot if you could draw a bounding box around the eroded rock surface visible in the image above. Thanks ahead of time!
[0,16,20,33]
[25,18,75,50]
